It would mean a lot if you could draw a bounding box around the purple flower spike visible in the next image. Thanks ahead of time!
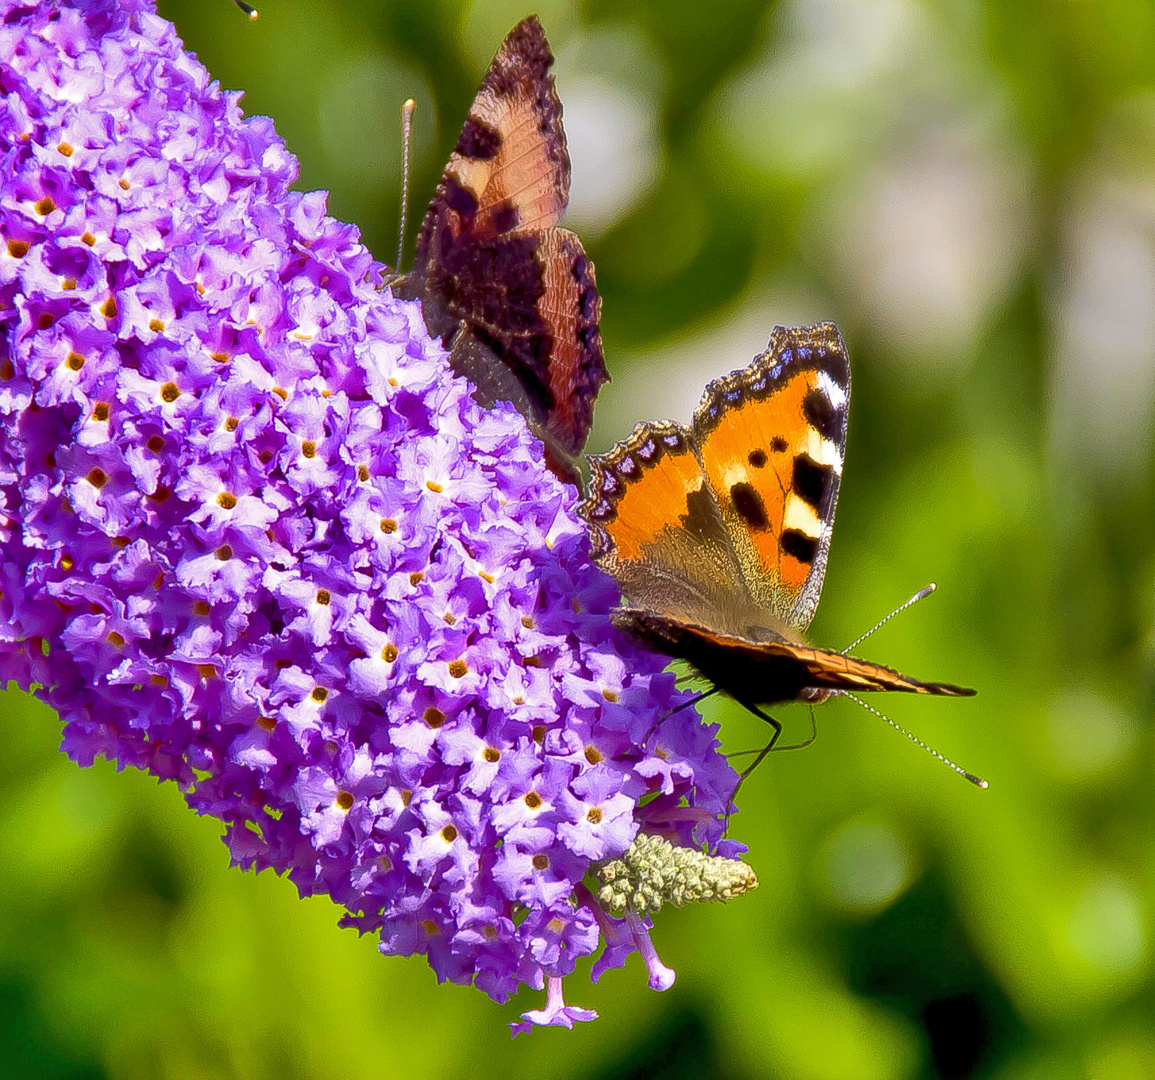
[0,0,749,1030]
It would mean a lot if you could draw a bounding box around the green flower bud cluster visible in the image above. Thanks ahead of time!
[594,832,758,915]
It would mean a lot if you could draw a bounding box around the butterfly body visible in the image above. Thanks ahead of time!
[393,17,606,482]
[582,323,975,714]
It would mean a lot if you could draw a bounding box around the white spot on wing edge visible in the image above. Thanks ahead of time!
[784,493,823,538]
[806,430,844,473]
[816,370,848,410]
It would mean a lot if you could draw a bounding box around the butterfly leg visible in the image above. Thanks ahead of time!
[769,703,818,752]
[721,705,782,833]
[644,688,720,743]
[666,687,719,718]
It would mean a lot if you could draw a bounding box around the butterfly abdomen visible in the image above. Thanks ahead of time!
[613,609,819,706]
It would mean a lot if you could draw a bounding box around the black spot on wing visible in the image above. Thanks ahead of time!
[803,386,843,443]
[680,482,727,544]
[792,454,836,516]
[748,449,767,468]
[781,529,818,564]
[456,117,501,160]
[490,200,520,234]
[730,483,769,530]
[770,437,788,454]
[444,176,479,222]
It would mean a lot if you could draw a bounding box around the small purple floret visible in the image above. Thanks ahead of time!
[0,0,738,1028]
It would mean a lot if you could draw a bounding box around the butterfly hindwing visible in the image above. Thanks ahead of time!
[584,422,760,638]
[692,323,849,632]
[404,16,607,475]
[535,228,603,456]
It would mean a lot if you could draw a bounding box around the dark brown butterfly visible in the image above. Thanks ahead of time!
[393,17,607,484]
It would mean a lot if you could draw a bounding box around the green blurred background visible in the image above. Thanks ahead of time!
[5,0,1155,1075]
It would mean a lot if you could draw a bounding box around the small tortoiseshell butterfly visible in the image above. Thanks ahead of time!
[394,16,606,484]
[581,323,975,742]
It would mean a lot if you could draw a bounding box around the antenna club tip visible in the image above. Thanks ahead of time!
[968,775,989,789]
[402,98,417,116]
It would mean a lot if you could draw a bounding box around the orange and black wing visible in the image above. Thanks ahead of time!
[582,422,762,638]
[405,16,606,470]
[691,324,849,632]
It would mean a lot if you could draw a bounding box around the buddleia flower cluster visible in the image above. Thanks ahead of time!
[0,0,753,1032]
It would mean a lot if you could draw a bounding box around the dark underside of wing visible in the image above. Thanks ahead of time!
[417,226,605,458]
[395,16,607,474]
[614,609,976,706]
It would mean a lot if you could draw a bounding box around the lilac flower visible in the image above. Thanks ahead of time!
[0,0,749,1032]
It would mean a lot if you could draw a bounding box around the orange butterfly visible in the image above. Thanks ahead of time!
[581,323,976,764]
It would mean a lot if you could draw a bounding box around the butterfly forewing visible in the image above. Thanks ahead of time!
[784,642,976,697]
[413,16,568,266]
[691,324,849,632]
[618,613,975,705]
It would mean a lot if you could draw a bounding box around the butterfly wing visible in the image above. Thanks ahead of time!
[691,323,850,632]
[583,422,765,639]
[775,640,975,696]
[616,611,976,704]
[405,16,607,467]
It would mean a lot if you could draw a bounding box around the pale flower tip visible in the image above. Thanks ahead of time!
[511,975,598,1036]
[594,831,759,914]
[649,963,676,993]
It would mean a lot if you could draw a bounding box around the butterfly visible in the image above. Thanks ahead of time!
[392,16,607,484]
[580,323,975,753]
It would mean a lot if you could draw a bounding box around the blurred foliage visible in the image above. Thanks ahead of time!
[5,0,1155,1076]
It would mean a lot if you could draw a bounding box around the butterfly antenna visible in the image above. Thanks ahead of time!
[231,0,259,18]
[842,583,936,655]
[842,691,988,788]
[396,98,417,272]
